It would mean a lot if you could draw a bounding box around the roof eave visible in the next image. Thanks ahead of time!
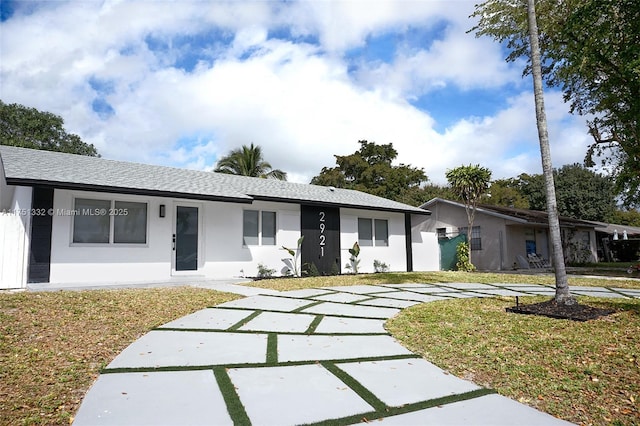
[5,178,254,204]
[250,195,431,215]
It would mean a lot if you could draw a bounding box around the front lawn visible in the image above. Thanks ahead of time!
[1,272,637,425]
[0,287,241,426]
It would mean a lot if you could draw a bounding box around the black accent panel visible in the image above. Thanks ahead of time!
[405,213,413,272]
[300,205,341,275]
[28,187,54,283]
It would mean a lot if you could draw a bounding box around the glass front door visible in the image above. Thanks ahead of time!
[175,206,198,271]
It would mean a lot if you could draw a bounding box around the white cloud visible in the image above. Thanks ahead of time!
[0,0,592,194]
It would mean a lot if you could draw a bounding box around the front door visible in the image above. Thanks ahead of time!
[300,205,340,275]
[175,206,198,271]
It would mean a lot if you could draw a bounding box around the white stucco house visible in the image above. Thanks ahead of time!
[0,146,439,289]
[420,198,601,271]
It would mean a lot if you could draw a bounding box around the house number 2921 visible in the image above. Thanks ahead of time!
[319,211,326,257]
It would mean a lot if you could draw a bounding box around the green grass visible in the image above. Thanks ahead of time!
[386,296,640,425]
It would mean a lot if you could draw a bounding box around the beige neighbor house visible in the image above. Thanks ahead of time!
[419,198,602,271]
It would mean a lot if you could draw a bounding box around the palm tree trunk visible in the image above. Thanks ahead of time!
[527,0,575,305]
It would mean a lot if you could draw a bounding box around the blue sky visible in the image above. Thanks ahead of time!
[0,0,594,185]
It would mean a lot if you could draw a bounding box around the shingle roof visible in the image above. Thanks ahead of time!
[421,197,599,228]
[0,146,428,214]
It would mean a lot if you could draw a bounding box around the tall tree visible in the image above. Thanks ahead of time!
[311,140,428,204]
[445,164,492,267]
[470,0,640,207]
[214,143,287,180]
[484,178,530,209]
[518,165,616,222]
[526,0,573,305]
[0,100,98,156]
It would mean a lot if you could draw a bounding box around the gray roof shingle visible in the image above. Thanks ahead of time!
[0,146,427,214]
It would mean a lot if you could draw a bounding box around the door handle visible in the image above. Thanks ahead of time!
[172,234,176,251]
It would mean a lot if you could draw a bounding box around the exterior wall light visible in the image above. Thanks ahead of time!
[159,204,166,218]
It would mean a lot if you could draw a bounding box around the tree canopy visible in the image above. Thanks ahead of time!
[310,140,428,204]
[470,0,640,207]
[214,143,287,180]
[518,164,617,222]
[0,100,98,156]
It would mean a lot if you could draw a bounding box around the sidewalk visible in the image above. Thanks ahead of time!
[72,282,637,425]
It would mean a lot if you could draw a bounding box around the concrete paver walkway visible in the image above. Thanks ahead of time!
[72,282,637,425]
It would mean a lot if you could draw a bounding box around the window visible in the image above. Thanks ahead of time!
[358,218,389,247]
[243,210,276,246]
[358,218,373,246]
[73,198,110,243]
[375,219,388,246]
[73,198,147,244]
[580,231,590,250]
[261,211,276,245]
[114,201,147,244]
[459,226,482,250]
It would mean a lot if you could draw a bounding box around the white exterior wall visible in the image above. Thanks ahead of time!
[411,215,439,271]
[200,200,300,278]
[0,186,32,288]
[50,190,173,283]
[340,208,408,273]
[42,189,440,284]
[49,191,304,283]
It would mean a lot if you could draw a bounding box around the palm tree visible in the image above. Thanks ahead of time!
[527,0,574,305]
[214,143,287,180]
[446,164,492,268]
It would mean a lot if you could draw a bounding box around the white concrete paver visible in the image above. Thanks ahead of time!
[440,283,500,290]
[301,300,400,318]
[320,285,395,294]
[314,316,387,334]
[374,394,574,425]
[157,308,253,330]
[311,292,372,303]
[377,290,450,303]
[107,331,268,368]
[238,311,316,333]
[72,370,232,426]
[217,295,312,312]
[277,334,413,362]
[228,364,373,425]
[358,297,421,309]
[338,358,480,406]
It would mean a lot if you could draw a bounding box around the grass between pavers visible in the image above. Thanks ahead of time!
[386,296,640,426]
[0,287,241,426]
[247,271,640,291]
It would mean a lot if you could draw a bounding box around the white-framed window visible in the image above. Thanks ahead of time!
[459,226,482,250]
[358,218,389,247]
[243,210,276,246]
[72,198,148,244]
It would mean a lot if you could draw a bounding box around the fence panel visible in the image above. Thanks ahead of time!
[0,213,28,289]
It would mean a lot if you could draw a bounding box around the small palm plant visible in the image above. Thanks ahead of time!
[281,236,304,277]
[345,242,361,274]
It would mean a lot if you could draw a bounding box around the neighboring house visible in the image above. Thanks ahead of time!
[589,221,640,262]
[0,146,439,289]
[419,198,601,271]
